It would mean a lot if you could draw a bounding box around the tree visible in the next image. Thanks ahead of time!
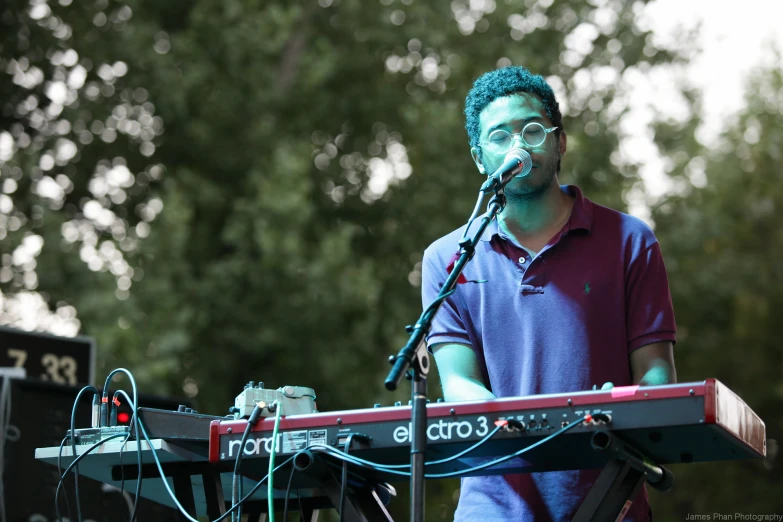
[3,0,739,518]
[648,61,783,516]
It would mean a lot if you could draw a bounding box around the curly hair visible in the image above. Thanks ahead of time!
[464,66,563,158]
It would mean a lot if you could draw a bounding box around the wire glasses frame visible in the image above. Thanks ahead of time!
[480,122,558,154]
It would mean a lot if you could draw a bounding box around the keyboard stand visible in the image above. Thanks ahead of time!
[111,453,394,522]
[245,453,395,522]
[112,461,226,521]
[573,431,671,522]
[572,458,646,522]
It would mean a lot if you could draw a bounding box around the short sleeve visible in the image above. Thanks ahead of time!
[625,241,677,352]
[421,246,472,348]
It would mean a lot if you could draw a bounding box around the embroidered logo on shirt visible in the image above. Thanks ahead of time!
[584,282,591,294]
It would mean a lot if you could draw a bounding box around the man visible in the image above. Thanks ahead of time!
[421,66,677,521]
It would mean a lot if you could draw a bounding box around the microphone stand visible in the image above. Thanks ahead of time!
[384,187,507,522]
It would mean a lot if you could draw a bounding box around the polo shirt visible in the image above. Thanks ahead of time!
[421,185,676,522]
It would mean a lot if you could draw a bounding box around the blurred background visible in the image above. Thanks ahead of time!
[1,0,781,518]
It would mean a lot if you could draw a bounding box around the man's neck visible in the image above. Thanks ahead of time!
[498,181,574,250]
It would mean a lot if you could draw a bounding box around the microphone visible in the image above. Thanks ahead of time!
[480,148,533,193]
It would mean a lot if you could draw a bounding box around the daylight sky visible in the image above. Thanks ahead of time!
[625,0,783,219]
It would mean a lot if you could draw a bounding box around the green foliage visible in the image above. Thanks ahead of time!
[3,0,779,518]
[648,64,783,517]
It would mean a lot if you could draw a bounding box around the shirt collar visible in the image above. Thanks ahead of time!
[478,184,594,242]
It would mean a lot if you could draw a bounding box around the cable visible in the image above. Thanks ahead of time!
[338,434,357,522]
[118,394,293,522]
[69,385,99,522]
[103,370,141,522]
[110,389,143,522]
[129,405,589,522]
[296,488,304,522]
[231,400,282,522]
[282,464,297,522]
[306,416,588,479]
[59,369,300,522]
[231,402,266,522]
[55,433,129,521]
[426,417,585,478]
[136,413,298,522]
[56,436,73,522]
[460,189,487,243]
[118,429,133,518]
[231,421,252,522]
[267,402,282,522]
[422,424,501,467]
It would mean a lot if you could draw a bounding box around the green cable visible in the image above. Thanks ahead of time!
[268,402,282,521]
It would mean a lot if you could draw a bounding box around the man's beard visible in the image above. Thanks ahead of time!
[504,152,560,203]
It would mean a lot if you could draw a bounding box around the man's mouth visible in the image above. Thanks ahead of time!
[514,165,538,178]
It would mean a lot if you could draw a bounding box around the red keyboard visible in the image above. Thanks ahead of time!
[208,379,766,478]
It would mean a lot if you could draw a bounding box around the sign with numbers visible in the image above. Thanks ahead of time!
[0,326,95,386]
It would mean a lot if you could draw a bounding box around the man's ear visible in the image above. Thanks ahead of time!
[559,131,567,158]
[470,147,486,174]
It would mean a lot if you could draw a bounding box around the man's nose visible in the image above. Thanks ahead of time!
[511,133,529,150]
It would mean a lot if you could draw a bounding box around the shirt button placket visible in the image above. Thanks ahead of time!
[518,256,527,288]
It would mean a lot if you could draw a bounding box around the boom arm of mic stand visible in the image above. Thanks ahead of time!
[384,191,506,390]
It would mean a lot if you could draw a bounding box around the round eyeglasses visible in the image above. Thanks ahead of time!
[480,122,558,154]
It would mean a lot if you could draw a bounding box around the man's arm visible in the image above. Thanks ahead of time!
[630,341,676,386]
[432,343,496,402]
